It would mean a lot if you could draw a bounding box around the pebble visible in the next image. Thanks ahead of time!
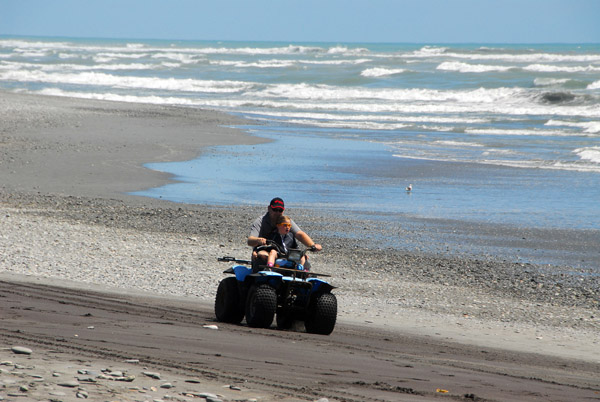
[58,380,79,387]
[11,346,32,355]
[0,350,253,402]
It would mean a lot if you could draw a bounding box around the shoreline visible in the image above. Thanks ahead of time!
[0,91,264,201]
[1,91,599,399]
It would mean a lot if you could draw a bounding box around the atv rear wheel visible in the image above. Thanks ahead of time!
[245,284,277,328]
[305,293,337,335]
[214,277,244,324]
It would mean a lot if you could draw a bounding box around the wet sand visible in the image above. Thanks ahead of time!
[1,91,599,401]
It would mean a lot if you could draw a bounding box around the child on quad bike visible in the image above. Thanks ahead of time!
[248,197,322,269]
[264,215,307,270]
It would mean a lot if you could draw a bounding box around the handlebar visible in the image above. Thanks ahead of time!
[218,256,252,264]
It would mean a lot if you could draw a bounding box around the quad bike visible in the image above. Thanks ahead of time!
[215,242,337,335]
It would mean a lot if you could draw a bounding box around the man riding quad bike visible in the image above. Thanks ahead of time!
[215,241,337,335]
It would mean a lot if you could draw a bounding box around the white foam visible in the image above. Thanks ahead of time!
[545,120,600,133]
[253,83,525,103]
[260,118,410,130]
[408,46,600,63]
[588,80,600,90]
[327,45,369,55]
[243,110,489,124]
[433,140,484,147]
[0,70,253,93]
[437,61,513,73]
[301,58,372,65]
[392,153,600,173]
[150,52,200,64]
[524,64,600,73]
[95,52,149,60]
[0,60,163,72]
[465,128,581,137]
[361,67,407,77]
[0,39,73,50]
[574,146,600,163]
[34,88,202,106]
[0,39,367,60]
[211,59,296,68]
[410,46,449,57]
[533,77,571,87]
[212,97,600,119]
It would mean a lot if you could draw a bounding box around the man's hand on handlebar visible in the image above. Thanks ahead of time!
[309,243,322,252]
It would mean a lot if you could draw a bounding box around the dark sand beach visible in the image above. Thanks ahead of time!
[1,91,599,401]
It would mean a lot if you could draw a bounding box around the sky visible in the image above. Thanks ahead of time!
[1,0,599,44]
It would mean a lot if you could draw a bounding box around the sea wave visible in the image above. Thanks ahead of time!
[433,140,484,147]
[211,59,297,68]
[524,64,600,73]
[436,61,513,73]
[0,39,364,58]
[409,45,600,63]
[255,117,410,131]
[252,83,525,103]
[360,67,407,77]
[392,152,600,173]
[327,45,370,55]
[34,88,201,105]
[243,110,489,124]
[574,146,600,163]
[2,60,168,71]
[533,78,572,87]
[546,119,600,133]
[465,128,584,137]
[92,52,149,60]
[0,70,253,93]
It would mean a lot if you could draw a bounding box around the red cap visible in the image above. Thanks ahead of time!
[269,197,285,210]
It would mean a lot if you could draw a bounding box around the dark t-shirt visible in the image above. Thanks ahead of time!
[268,232,298,253]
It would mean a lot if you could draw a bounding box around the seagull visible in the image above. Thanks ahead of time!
[405,184,412,192]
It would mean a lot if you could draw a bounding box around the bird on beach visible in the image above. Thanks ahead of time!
[406,184,412,192]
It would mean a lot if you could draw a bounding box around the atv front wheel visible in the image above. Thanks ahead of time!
[215,277,244,324]
[245,284,277,328]
[305,293,337,335]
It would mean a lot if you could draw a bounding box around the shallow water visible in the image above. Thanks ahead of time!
[134,124,600,231]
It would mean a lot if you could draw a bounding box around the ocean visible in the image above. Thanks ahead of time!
[1,36,599,266]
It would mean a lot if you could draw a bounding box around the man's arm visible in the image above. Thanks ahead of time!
[247,236,267,247]
[295,230,322,251]
[248,215,268,247]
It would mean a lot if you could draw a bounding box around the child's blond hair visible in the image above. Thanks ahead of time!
[276,215,291,225]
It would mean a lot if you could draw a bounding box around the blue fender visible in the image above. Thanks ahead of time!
[307,277,335,294]
[225,265,284,288]
[223,265,253,282]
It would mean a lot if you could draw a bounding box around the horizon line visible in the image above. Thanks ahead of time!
[1,33,599,46]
